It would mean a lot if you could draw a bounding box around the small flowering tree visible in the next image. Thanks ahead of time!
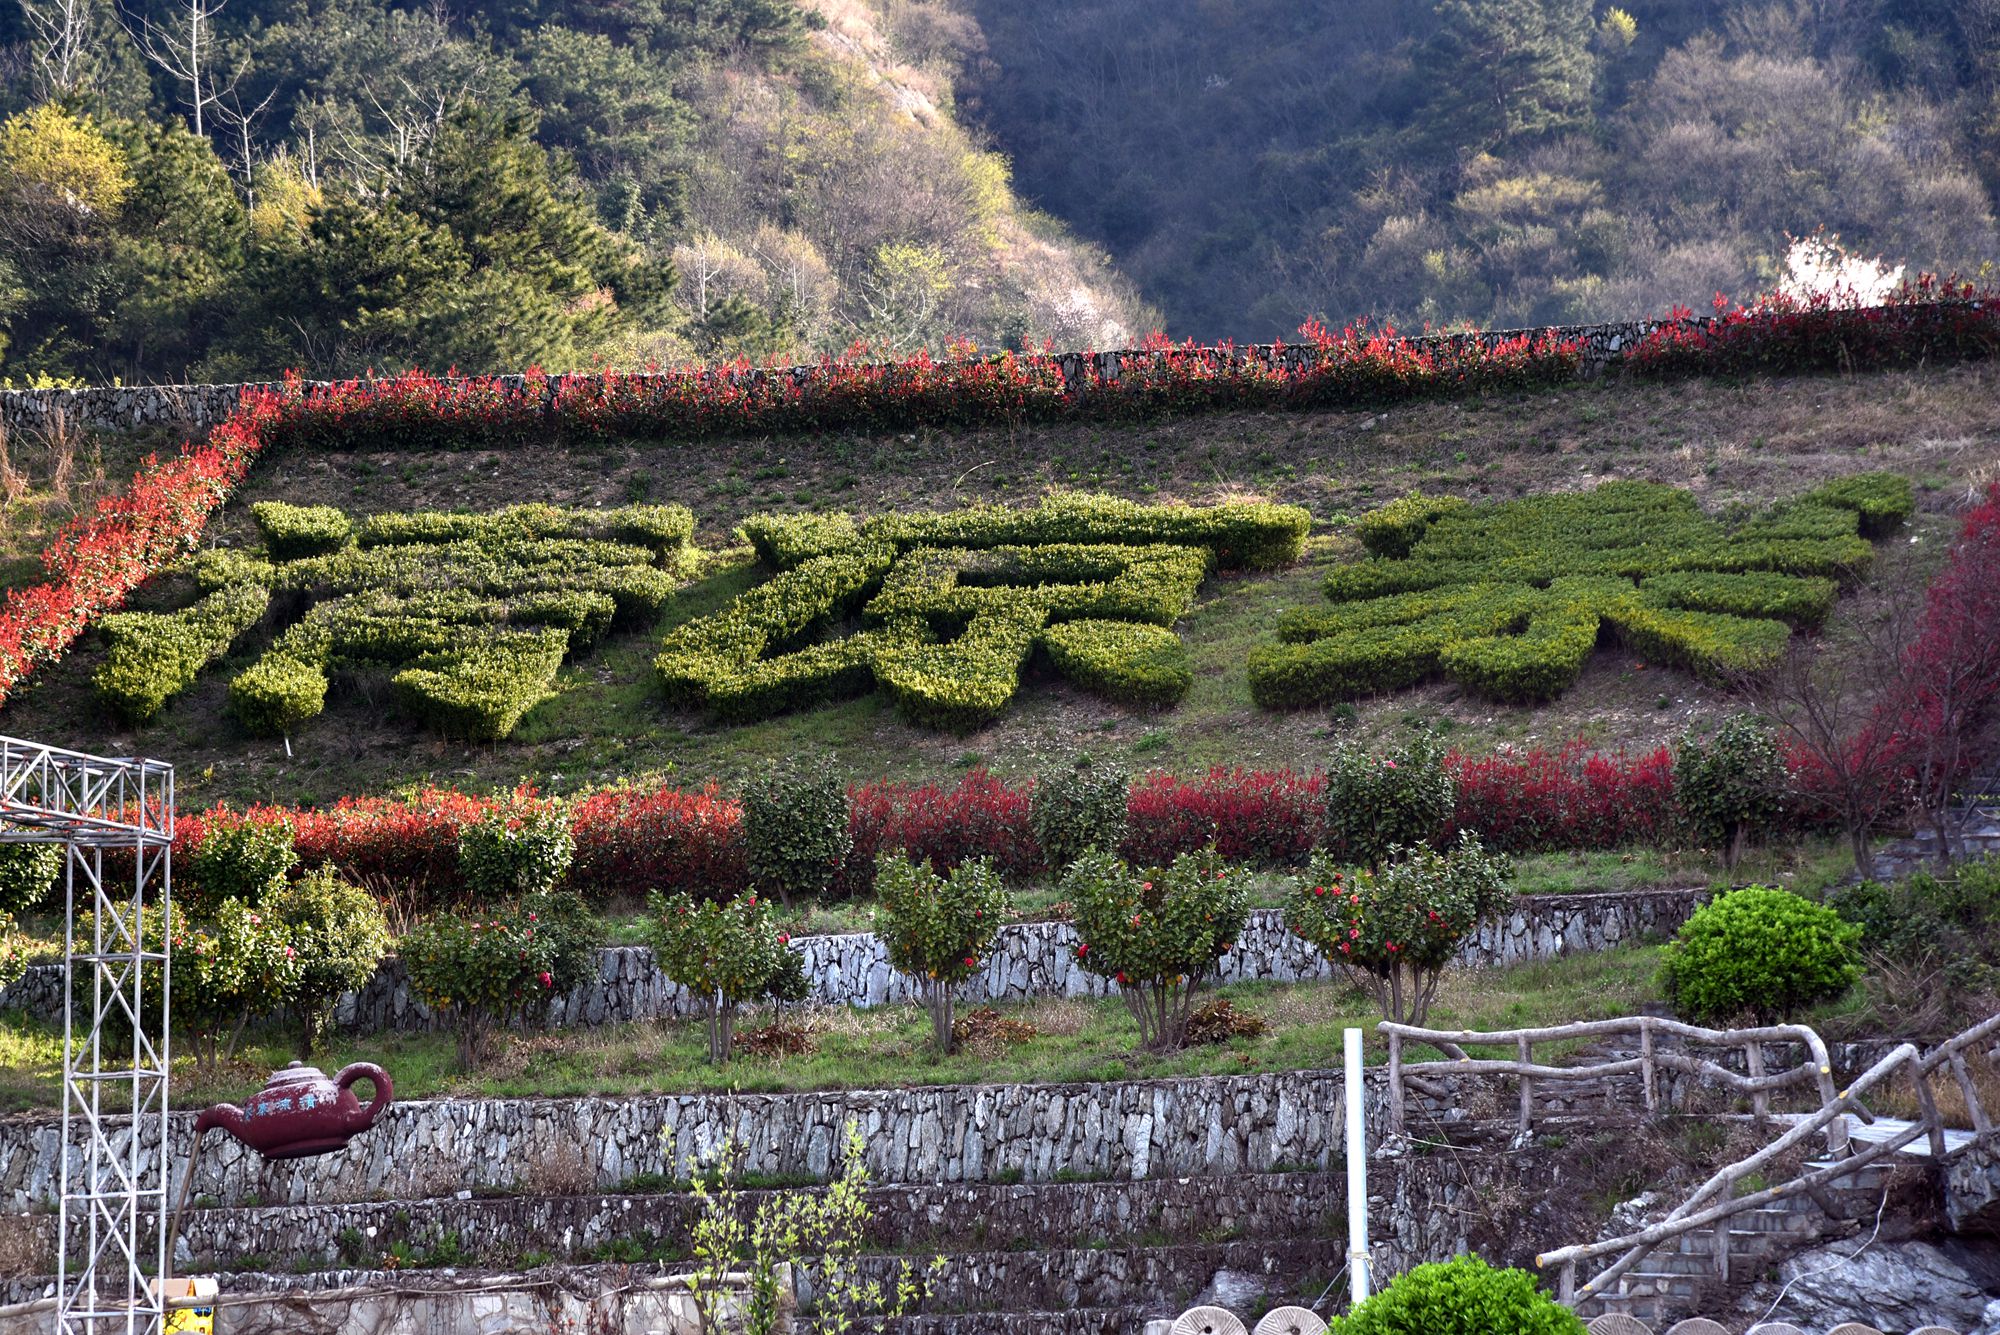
[1284,833,1512,1024]
[456,797,576,901]
[173,898,303,1069]
[264,867,392,1057]
[1062,848,1250,1051]
[873,853,1010,1053]
[647,890,805,1065]
[401,901,567,1069]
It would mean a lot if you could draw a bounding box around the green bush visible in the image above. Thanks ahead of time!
[1804,471,1915,537]
[251,501,354,559]
[1673,715,1787,872]
[1664,886,1862,1025]
[873,608,1043,731]
[1040,619,1192,707]
[647,890,801,1064]
[183,813,297,915]
[456,800,577,900]
[1286,833,1512,1024]
[93,584,270,724]
[743,759,853,906]
[390,627,569,740]
[1825,856,2000,1026]
[1031,759,1130,874]
[1257,478,1898,708]
[228,654,328,736]
[185,547,277,591]
[874,853,1010,1052]
[263,868,391,1056]
[0,843,61,915]
[1331,1256,1583,1335]
[401,899,573,1068]
[1063,848,1250,1051]
[1323,731,1456,869]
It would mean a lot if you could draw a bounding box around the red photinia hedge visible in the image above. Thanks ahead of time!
[1625,279,2000,377]
[0,388,278,707]
[1123,767,1325,867]
[568,781,748,903]
[841,769,1039,896]
[1446,742,1677,852]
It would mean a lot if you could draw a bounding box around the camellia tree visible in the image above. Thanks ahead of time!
[264,867,392,1057]
[647,890,806,1064]
[1285,832,1513,1024]
[873,853,1010,1053]
[173,897,303,1070]
[1062,848,1250,1051]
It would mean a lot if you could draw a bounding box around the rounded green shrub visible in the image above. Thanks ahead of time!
[1664,886,1862,1025]
[1039,619,1192,707]
[1323,730,1456,869]
[183,813,296,914]
[1673,715,1787,871]
[251,501,354,560]
[743,758,852,906]
[1332,1256,1584,1335]
[457,801,576,900]
[229,655,329,736]
[1031,759,1130,875]
[0,843,62,916]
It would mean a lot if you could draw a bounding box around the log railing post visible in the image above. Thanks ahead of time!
[1949,1050,1992,1136]
[1911,1057,1949,1158]
[1518,1036,1534,1137]
[1746,1042,1768,1123]
[1387,1030,1405,1137]
[1640,1021,1657,1115]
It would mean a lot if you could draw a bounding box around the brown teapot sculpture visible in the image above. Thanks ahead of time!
[192,1061,393,1160]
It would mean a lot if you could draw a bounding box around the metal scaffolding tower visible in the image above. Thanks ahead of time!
[0,737,174,1335]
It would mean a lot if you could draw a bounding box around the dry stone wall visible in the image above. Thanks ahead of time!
[0,888,1703,1035]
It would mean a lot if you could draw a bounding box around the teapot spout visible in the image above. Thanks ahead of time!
[193,1103,248,1144]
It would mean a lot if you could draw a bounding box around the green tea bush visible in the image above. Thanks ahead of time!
[647,890,803,1064]
[457,800,577,901]
[1031,760,1130,874]
[1286,833,1512,1024]
[251,501,353,559]
[1063,848,1250,1051]
[1332,1256,1584,1335]
[263,867,391,1055]
[185,547,277,592]
[1323,731,1456,869]
[1253,476,1907,707]
[182,812,296,915]
[1663,886,1862,1025]
[93,583,270,724]
[743,759,853,906]
[1039,619,1192,707]
[1673,715,1788,873]
[874,853,1010,1052]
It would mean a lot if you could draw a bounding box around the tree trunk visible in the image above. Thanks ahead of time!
[1849,825,1875,879]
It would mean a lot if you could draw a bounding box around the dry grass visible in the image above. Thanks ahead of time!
[1867,1052,2000,1130]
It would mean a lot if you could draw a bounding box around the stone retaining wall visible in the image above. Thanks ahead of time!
[0,889,1704,1034]
[0,316,1700,438]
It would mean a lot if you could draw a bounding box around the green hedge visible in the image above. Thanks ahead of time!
[1254,476,1906,707]
[185,547,277,592]
[1041,619,1192,707]
[228,654,328,736]
[250,501,351,559]
[93,584,271,724]
[874,608,1045,731]
[391,627,569,740]
[743,492,1310,572]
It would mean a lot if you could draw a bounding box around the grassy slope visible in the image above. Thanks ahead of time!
[1,363,1996,808]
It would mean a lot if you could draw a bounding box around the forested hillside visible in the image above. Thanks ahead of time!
[0,0,1146,383]
[962,0,2000,340]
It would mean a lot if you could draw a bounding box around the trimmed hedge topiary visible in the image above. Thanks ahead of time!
[251,501,353,559]
[93,583,270,724]
[1663,886,1862,1024]
[227,654,329,736]
[1040,618,1192,707]
[1253,475,1908,708]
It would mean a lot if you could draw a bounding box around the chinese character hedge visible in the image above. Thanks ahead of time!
[658,494,1310,731]
[1248,473,1910,709]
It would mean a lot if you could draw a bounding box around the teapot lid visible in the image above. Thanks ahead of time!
[261,1061,331,1092]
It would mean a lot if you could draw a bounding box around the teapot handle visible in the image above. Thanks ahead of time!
[334,1062,393,1130]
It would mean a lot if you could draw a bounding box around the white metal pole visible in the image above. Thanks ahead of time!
[1344,1026,1370,1306]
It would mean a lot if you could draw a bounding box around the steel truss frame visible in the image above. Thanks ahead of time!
[0,737,173,1335]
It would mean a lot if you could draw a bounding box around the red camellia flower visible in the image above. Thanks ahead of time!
[538,971,553,988]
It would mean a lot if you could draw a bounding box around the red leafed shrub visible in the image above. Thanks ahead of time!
[1448,741,1677,852]
[0,388,274,706]
[567,782,748,903]
[838,770,1038,896]
[288,786,493,902]
[1122,768,1324,867]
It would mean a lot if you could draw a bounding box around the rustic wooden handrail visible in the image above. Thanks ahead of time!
[1376,1015,1844,1149]
[1534,1008,2000,1307]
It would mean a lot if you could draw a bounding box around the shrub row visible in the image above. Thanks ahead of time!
[92,582,271,723]
[1252,475,1908,707]
[250,501,351,559]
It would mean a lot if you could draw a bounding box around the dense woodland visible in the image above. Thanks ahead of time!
[965,0,2000,339]
[1,0,1997,379]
